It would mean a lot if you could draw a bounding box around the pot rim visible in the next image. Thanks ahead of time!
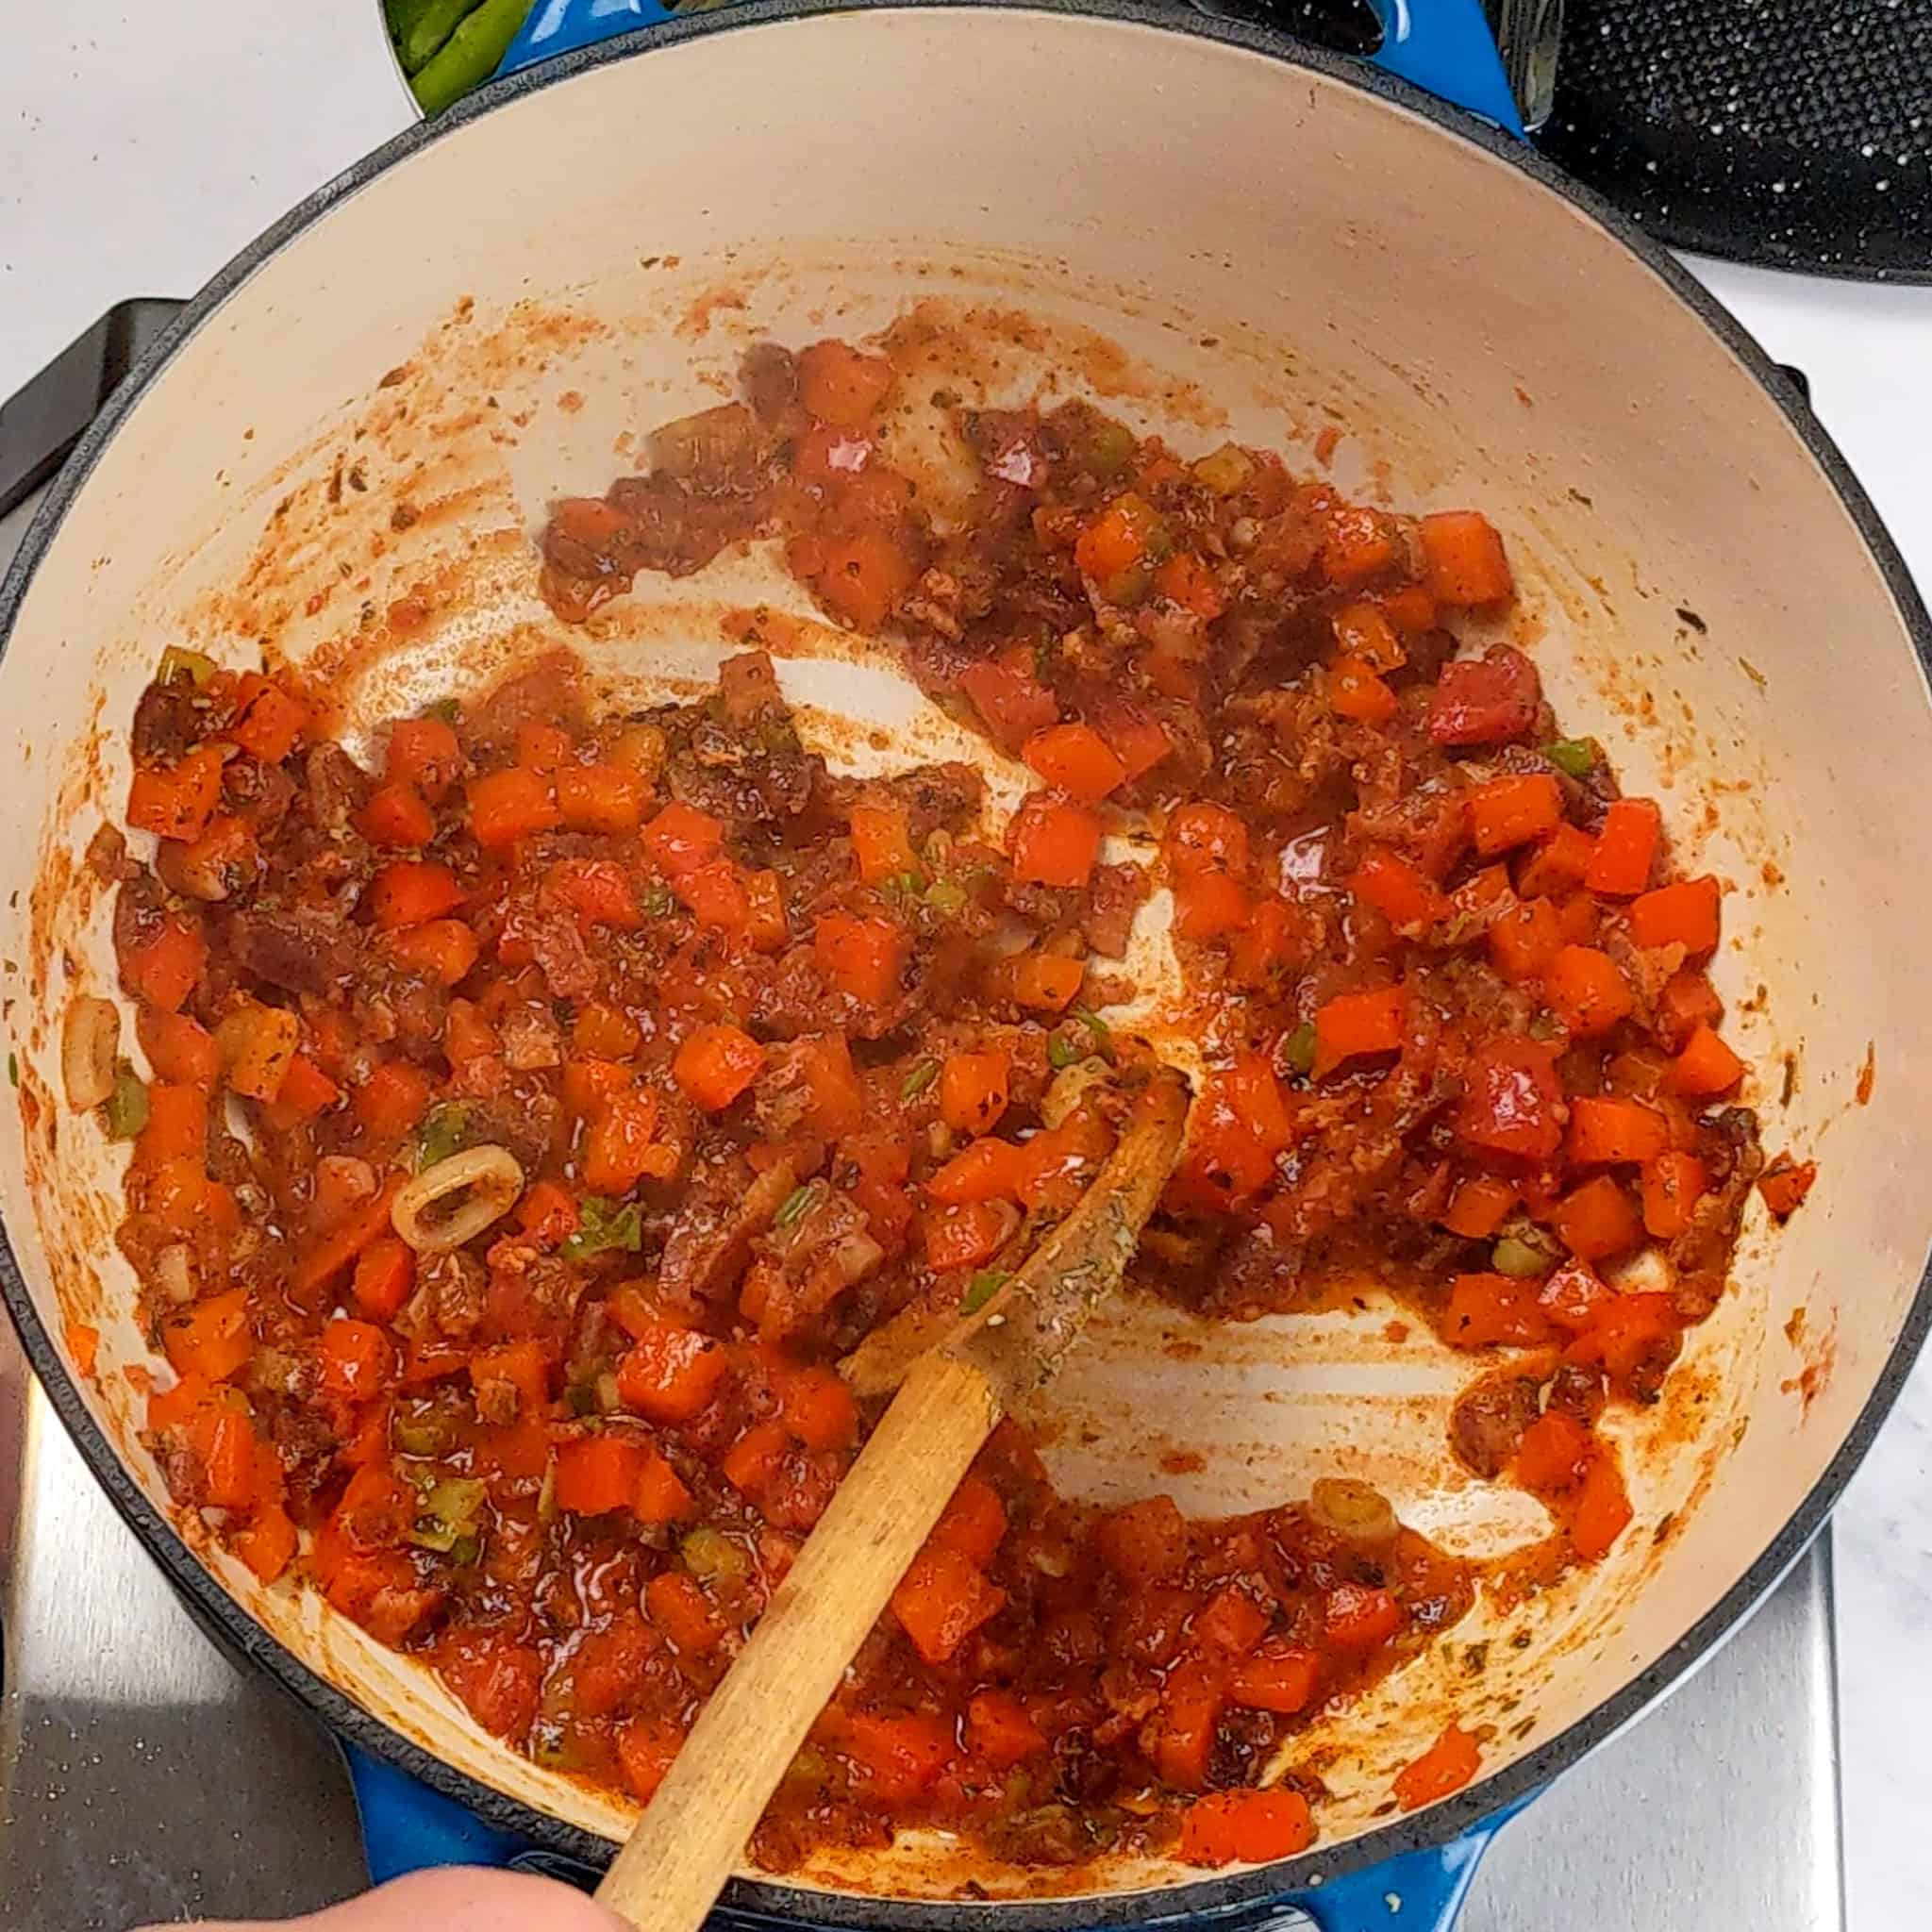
[3,0,1929,1913]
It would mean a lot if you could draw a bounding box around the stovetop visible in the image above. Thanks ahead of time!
[0,467,1844,1932]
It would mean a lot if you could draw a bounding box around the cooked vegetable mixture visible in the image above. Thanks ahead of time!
[94,328,1780,1874]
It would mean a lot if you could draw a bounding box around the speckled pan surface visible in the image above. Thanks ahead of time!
[1537,0,1932,282]
[2,1,1930,1913]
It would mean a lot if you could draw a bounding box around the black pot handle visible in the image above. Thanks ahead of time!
[0,297,184,521]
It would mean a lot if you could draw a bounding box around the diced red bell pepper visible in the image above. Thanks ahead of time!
[386,717,462,802]
[1177,1789,1314,1868]
[960,650,1059,755]
[891,1547,1007,1665]
[1008,793,1102,889]
[967,1690,1047,1769]
[355,783,435,849]
[1630,875,1721,955]
[672,1024,765,1112]
[813,912,908,1007]
[554,1434,648,1516]
[1392,1724,1482,1812]
[849,795,920,883]
[1024,723,1128,802]
[1455,1037,1564,1160]
[1427,647,1539,745]
[798,340,895,426]
[1229,1643,1321,1715]
[466,766,560,850]
[1312,986,1407,1078]
[1323,1581,1401,1650]
[1419,510,1513,606]
[317,1318,395,1403]
[1468,774,1563,856]
[229,675,308,765]
[617,1320,729,1424]
[368,861,463,931]
[1585,798,1661,898]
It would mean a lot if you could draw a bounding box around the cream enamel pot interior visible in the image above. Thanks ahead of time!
[3,1,1931,1918]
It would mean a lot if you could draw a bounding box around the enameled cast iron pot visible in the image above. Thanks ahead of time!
[4,5,1931,1927]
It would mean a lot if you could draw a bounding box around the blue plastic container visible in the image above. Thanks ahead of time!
[497,0,1524,132]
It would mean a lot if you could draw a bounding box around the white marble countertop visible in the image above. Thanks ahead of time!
[3,7,1928,1927]
[1684,261,1932,1932]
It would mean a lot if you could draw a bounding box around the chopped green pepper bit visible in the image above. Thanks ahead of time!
[563,1195,645,1261]
[1544,738,1598,779]
[1086,422,1137,480]
[1491,1217,1561,1278]
[758,711,802,755]
[158,645,219,690]
[1281,1021,1318,1077]
[101,1062,149,1141]
[641,882,677,918]
[529,1725,591,1772]
[959,1269,1008,1315]
[1192,442,1256,496]
[1047,1036,1081,1071]
[409,1475,487,1553]
[900,1058,941,1103]
[1491,1235,1555,1278]
[774,1181,823,1230]
[924,878,968,916]
[680,1524,751,1584]
[1072,1006,1113,1053]
[413,1100,473,1172]
[393,1403,457,1457]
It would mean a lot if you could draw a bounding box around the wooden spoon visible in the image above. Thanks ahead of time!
[593,1062,1191,1932]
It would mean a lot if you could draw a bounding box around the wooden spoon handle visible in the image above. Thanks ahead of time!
[592,1347,1001,1932]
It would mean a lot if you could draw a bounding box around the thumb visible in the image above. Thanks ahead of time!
[134,1866,630,1932]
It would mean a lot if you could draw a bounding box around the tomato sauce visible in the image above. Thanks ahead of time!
[95,330,1773,1874]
